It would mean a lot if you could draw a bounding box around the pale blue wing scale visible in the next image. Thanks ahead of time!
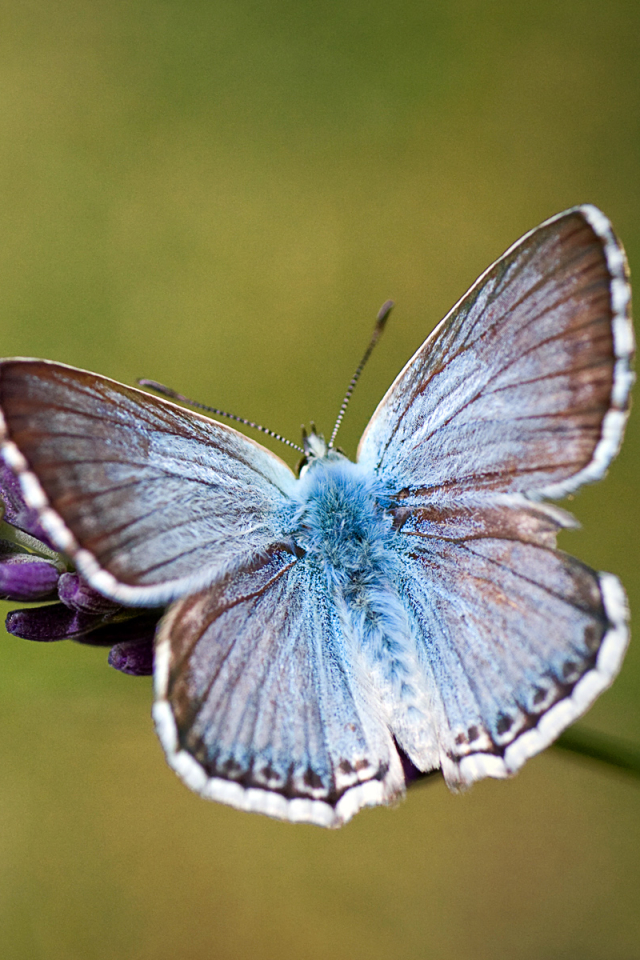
[0,359,297,606]
[393,526,628,785]
[358,206,633,502]
[153,552,405,827]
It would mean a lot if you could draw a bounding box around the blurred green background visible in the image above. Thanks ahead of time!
[0,2,638,958]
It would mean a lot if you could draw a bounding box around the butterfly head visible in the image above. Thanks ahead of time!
[298,423,346,476]
[298,423,327,472]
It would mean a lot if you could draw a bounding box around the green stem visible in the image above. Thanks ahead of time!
[0,520,67,569]
[554,727,640,778]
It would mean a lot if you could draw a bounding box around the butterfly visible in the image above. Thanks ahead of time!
[0,205,633,827]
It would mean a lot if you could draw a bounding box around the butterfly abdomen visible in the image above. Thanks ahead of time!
[286,457,435,750]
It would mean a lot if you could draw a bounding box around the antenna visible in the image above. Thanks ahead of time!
[138,379,305,454]
[328,299,394,449]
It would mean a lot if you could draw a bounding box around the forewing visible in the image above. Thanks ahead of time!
[396,522,629,785]
[358,206,634,501]
[0,360,297,605]
[153,553,405,827]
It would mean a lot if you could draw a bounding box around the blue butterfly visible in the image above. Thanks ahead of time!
[0,205,634,826]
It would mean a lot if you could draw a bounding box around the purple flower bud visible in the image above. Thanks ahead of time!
[7,597,161,649]
[0,463,56,550]
[108,639,154,676]
[6,603,100,641]
[73,613,160,647]
[0,554,60,601]
[57,572,122,615]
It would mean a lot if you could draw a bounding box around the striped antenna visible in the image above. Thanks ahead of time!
[328,299,394,450]
[138,379,305,454]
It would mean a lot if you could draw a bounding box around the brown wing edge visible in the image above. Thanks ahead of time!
[539,205,634,499]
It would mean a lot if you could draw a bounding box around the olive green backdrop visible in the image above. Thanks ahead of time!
[0,2,638,958]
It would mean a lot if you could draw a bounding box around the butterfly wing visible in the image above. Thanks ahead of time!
[356,205,633,784]
[393,506,628,785]
[0,360,405,823]
[358,206,634,501]
[0,360,298,606]
[153,550,404,826]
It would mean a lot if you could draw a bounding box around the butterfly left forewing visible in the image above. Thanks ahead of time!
[154,553,405,826]
[0,359,297,605]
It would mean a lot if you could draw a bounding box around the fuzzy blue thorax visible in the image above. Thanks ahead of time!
[289,453,397,586]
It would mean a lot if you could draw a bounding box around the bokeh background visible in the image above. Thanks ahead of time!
[0,2,638,958]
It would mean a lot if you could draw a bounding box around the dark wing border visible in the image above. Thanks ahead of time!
[152,574,406,828]
[449,571,627,785]
[543,206,634,498]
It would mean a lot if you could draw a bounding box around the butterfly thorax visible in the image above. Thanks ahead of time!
[289,455,396,583]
